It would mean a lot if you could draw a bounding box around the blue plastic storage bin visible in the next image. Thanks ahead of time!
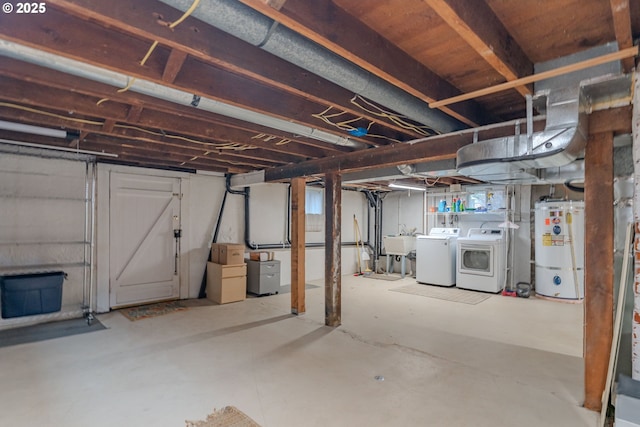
[1,271,65,319]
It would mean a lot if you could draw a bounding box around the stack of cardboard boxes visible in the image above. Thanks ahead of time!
[206,243,246,304]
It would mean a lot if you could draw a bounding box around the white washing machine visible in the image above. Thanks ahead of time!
[456,228,506,293]
[416,228,460,286]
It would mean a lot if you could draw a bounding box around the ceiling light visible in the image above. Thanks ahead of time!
[389,182,426,191]
[0,120,67,138]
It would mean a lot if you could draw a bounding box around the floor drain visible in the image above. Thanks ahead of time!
[374,375,384,381]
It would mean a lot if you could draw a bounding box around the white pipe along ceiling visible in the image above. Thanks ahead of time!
[0,39,364,149]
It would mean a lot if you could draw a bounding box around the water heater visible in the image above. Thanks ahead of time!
[534,201,585,299]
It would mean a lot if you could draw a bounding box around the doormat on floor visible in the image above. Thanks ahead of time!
[370,273,402,281]
[390,283,491,305]
[0,317,106,348]
[119,301,187,321]
[186,406,260,427]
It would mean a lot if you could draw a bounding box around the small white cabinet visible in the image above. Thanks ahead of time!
[247,260,280,295]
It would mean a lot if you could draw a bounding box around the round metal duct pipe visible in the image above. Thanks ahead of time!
[158,0,465,134]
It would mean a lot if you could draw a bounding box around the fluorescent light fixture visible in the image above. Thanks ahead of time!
[389,182,426,191]
[0,120,67,138]
[0,138,118,158]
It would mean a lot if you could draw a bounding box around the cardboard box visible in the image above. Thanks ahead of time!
[206,262,247,304]
[218,243,245,265]
[249,251,272,262]
[207,276,246,304]
[207,261,246,279]
[210,243,220,263]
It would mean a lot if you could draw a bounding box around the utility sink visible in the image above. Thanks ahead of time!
[383,235,416,256]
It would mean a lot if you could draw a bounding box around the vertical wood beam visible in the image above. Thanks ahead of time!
[584,131,615,411]
[632,74,640,379]
[291,177,306,315]
[325,171,341,327]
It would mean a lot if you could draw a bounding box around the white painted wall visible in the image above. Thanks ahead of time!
[386,184,534,285]
[0,153,91,329]
[247,184,367,286]
[381,191,425,237]
[1,154,370,325]
[96,169,369,308]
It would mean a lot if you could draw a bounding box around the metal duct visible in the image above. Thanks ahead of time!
[158,0,465,134]
[0,40,363,148]
[456,86,588,183]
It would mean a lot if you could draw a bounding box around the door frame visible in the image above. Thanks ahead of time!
[95,165,190,312]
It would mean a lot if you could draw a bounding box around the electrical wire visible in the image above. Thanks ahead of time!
[350,94,438,136]
[424,176,440,186]
[252,133,291,145]
[96,0,201,104]
[1,102,103,126]
[1,102,252,151]
[312,105,402,143]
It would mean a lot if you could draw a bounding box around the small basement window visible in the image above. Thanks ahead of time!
[305,187,323,232]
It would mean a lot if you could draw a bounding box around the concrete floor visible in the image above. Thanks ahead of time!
[0,274,596,426]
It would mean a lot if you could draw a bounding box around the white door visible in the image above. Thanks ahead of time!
[109,173,181,308]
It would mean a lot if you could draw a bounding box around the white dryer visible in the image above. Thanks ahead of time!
[416,228,460,286]
[456,228,506,293]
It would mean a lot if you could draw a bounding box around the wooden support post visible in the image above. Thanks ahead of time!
[291,177,306,315]
[325,171,341,327]
[631,74,640,380]
[584,131,614,411]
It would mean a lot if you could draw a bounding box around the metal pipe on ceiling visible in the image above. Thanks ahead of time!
[0,40,363,149]
[158,0,466,134]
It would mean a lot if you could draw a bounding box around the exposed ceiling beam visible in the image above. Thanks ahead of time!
[263,0,287,10]
[609,0,635,72]
[0,56,349,159]
[0,76,313,163]
[162,49,188,83]
[0,129,257,172]
[423,0,533,96]
[45,0,423,141]
[430,46,638,108]
[0,106,298,168]
[265,104,633,182]
[238,0,491,127]
[264,117,548,181]
[0,8,393,148]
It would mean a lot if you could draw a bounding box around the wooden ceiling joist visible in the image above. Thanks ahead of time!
[0,56,353,157]
[45,0,425,141]
[0,70,332,161]
[162,49,188,83]
[0,8,401,149]
[264,117,548,181]
[0,78,306,163]
[0,105,298,169]
[238,0,491,127]
[424,0,533,96]
[609,0,635,72]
